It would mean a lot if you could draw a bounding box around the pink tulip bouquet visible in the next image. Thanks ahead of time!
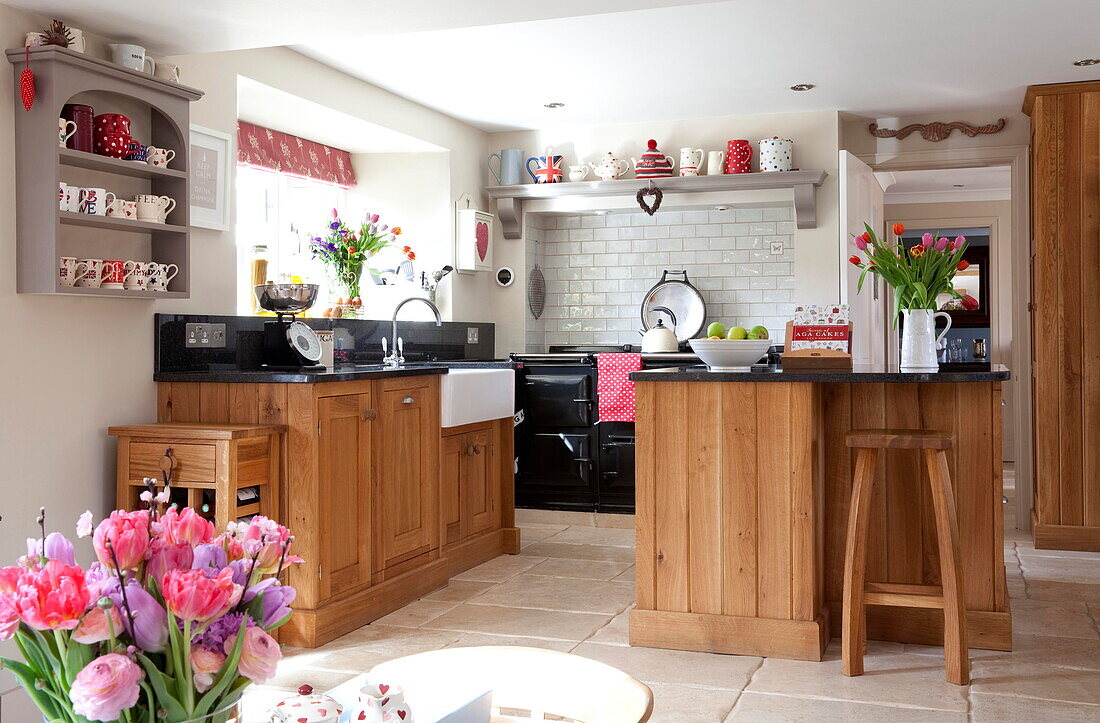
[0,487,301,723]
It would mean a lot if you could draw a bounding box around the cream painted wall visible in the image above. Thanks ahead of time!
[485,110,843,352]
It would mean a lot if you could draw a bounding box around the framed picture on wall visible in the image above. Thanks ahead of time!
[189,125,232,231]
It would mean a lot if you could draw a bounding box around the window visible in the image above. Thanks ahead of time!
[235,165,347,314]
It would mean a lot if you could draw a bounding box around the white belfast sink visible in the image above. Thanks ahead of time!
[440,368,515,428]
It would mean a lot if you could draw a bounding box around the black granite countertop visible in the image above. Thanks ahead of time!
[630,363,1010,383]
[154,360,516,384]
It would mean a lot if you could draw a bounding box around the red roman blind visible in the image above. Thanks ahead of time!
[236,121,357,188]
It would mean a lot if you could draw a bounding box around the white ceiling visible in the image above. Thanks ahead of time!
[13,0,1100,131]
[237,77,444,154]
[878,166,1012,205]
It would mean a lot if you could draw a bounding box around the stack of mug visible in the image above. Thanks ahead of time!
[59,257,179,292]
[59,183,176,223]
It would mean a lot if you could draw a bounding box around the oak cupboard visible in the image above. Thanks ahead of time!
[152,373,519,647]
[441,421,502,546]
[1024,81,1100,551]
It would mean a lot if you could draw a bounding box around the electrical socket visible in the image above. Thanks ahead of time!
[186,323,226,348]
[466,327,479,344]
[770,240,785,255]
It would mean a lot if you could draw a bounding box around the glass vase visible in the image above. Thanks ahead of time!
[328,267,364,318]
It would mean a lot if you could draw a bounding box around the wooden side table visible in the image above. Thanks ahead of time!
[109,423,284,531]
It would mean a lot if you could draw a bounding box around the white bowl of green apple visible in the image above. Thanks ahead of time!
[688,322,772,372]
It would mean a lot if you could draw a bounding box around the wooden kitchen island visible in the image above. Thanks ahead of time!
[628,365,1010,661]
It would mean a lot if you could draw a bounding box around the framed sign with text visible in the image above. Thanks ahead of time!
[189,124,232,231]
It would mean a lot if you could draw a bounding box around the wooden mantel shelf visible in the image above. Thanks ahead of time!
[485,169,828,238]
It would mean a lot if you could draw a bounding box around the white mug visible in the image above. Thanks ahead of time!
[80,188,116,216]
[107,44,154,74]
[58,257,88,288]
[148,263,179,292]
[136,195,176,223]
[154,62,180,83]
[123,260,147,291]
[145,147,176,168]
[706,150,726,176]
[107,199,138,219]
[678,147,704,177]
[75,258,108,288]
[58,118,77,147]
[61,185,81,213]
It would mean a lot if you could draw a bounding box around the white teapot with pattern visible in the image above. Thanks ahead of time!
[588,152,630,180]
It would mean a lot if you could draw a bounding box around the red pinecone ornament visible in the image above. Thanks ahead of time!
[19,46,34,110]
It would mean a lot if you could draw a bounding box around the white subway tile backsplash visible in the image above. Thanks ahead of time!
[530,205,796,347]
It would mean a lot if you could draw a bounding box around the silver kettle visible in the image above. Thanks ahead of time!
[639,318,679,353]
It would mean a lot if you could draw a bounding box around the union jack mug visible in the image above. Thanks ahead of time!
[526,151,565,183]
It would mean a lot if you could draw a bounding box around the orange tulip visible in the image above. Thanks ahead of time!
[909,244,925,258]
[392,226,402,235]
[892,222,905,236]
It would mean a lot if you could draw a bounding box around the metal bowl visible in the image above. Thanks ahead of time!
[254,283,320,314]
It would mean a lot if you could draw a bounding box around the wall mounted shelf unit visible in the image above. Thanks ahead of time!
[6,45,203,297]
[485,169,828,239]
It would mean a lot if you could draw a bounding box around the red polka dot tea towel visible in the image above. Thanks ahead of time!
[596,353,643,423]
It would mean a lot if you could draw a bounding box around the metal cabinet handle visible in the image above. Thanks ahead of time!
[362,409,377,421]
[402,395,415,404]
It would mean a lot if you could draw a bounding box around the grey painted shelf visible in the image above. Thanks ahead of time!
[486,169,828,238]
[6,45,203,297]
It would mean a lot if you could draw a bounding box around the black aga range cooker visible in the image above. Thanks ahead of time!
[510,346,696,514]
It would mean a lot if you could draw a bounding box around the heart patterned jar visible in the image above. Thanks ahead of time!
[270,684,344,723]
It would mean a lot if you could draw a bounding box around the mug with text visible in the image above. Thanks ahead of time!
[80,188,116,216]
[102,259,129,289]
[123,260,148,291]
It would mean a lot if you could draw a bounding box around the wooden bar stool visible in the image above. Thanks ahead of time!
[842,429,969,685]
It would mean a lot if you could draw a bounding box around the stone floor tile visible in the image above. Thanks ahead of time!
[518,523,568,547]
[322,624,464,657]
[468,572,634,614]
[543,526,636,547]
[1019,556,1100,585]
[725,691,966,722]
[420,579,496,602]
[971,659,1100,705]
[264,664,357,693]
[587,608,632,646]
[1008,598,1099,639]
[444,631,577,652]
[970,691,1100,721]
[1016,540,1100,560]
[645,682,740,722]
[422,603,613,641]
[521,541,636,563]
[515,508,595,526]
[526,557,633,580]
[572,642,761,689]
[1025,580,1100,603]
[745,654,968,712]
[372,599,458,628]
[613,565,636,583]
[451,554,546,582]
[595,513,637,529]
[822,637,905,659]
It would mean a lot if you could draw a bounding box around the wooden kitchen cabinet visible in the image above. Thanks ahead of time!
[441,422,501,546]
[317,393,372,601]
[1024,81,1100,551]
[154,373,519,648]
[374,377,440,574]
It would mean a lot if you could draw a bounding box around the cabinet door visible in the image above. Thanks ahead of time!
[441,432,464,546]
[318,393,372,600]
[375,380,439,570]
[464,426,498,537]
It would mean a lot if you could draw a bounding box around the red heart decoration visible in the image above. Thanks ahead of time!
[298,719,308,723]
[397,710,407,720]
[475,221,489,261]
[358,712,367,721]
[381,697,390,706]
[378,684,390,695]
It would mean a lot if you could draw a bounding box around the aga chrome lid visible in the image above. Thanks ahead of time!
[285,320,322,363]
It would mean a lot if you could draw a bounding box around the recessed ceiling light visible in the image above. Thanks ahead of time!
[953,184,965,188]
[789,83,815,91]
[1073,58,1100,66]
[593,210,611,216]
[544,101,566,109]
[713,205,730,211]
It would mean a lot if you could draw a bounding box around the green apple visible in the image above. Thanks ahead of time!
[706,322,726,338]
[747,325,770,340]
[727,326,747,339]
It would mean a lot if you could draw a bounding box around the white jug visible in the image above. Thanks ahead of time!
[679,147,704,177]
[900,309,952,373]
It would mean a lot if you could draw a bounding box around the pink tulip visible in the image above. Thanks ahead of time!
[72,603,123,644]
[935,236,949,251]
[854,236,867,251]
[921,232,934,246]
[93,510,151,570]
[156,507,215,548]
[162,568,241,622]
[0,566,24,595]
[226,625,281,685]
[70,653,143,722]
[0,595,18,641]
[370,213,380,224]
[331,207,339,219]
[145,540,194,588]
[237,516,301,574]
[191,644,227,693]
[11,559,90,631]
[955,235,966,249]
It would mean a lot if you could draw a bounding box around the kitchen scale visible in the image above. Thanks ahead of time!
[254,283,325,371]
